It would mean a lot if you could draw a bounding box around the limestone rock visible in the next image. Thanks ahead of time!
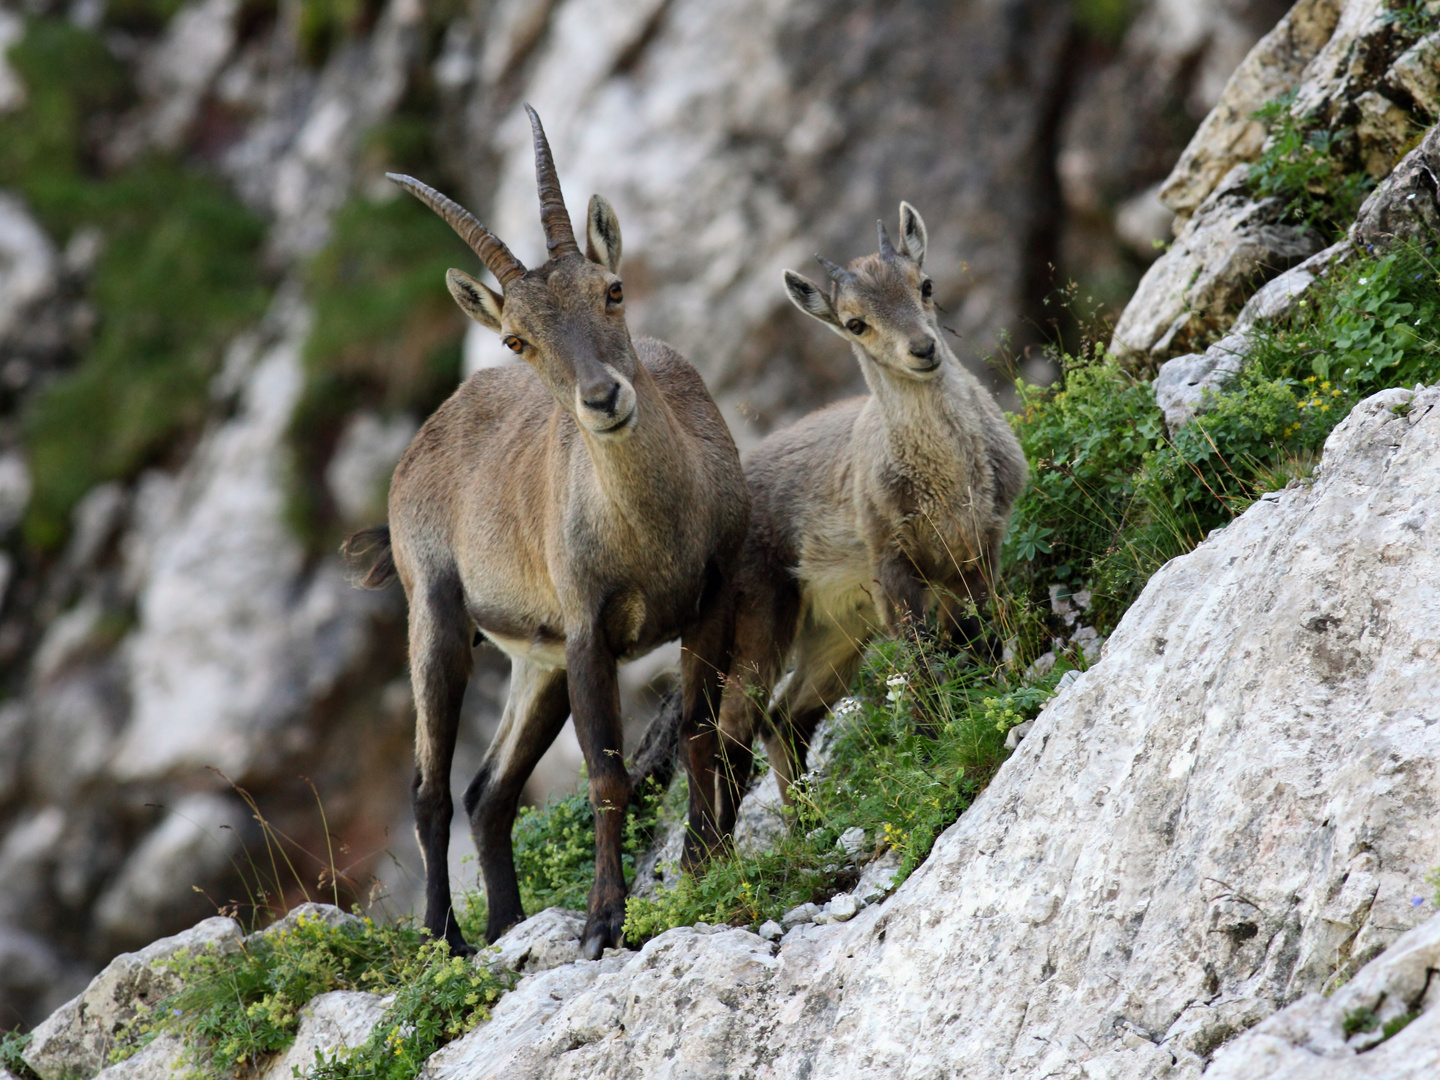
[423,928,777,1080]
[1205,913,1440,1078]
[255,991,391,1080]
[1155,334,1251,432]
[1112,166,1325,361]
[23,916,241,1080]
[91,1036,185,1080]
[488,907,587,975]
[1159,0,1342,216]
[1351,122,1440,250]
[0,192,58,348]
[1388,30,1440,118]
[116,301,388,783]
[392,383,1440,1078]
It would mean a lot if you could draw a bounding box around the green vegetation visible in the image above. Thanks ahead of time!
[0,1030,35,1080]
[455,776,669,941]
[111,908,511,1080]
[624,649,1066,941]
[1010,240,1440,629]
[0,19,270,551]
[1073,0,1137,48]
[1249,92,1375,238]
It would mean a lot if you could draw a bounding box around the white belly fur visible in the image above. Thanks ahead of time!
[480,629,568,670]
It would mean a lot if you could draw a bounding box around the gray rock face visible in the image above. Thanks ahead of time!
[488,907,587,975]
[403,383,1440,1078]
[1121,0,1437,362]
[255,991,391,1080]
[1205,912,1440,1079]
[1154,333,1252,432]
[1158,0,1342,217]
[1351,123,1440,249]
[1112,165,1325,360]
[23,916,241,1080]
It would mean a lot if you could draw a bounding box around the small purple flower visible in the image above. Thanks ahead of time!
[1412,896,1425,908]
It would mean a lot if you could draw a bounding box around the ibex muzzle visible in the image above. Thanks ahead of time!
[351,107,749,959]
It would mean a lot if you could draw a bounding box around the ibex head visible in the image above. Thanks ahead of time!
[782,202,941,381]
[390,106,639,438]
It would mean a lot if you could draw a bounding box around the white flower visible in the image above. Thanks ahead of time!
[1359,277,1368,285]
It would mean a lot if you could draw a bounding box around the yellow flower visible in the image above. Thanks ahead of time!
[1321,404,1331,412]
[1332,389,1341,397]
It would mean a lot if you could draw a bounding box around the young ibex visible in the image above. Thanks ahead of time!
[712,203,1027,827]
[347,107,749,958]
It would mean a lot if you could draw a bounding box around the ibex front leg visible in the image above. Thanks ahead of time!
[876,550,944,739]
[566,631,631,960]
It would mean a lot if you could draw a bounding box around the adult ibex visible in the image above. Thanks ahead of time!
[346,107,749,958]
[712,203,1027,830]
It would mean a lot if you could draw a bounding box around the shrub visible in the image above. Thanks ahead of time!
[1249,93,1374,238]
[113,908,511,1080]
[623,647,1067,942]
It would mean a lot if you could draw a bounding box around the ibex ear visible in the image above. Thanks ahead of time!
[586,195,622,273]
[783,270,845,337]
[899,201,927,266]
[446,268,504,333]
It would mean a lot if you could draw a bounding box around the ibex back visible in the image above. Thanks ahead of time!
[711,202,1026,834]
[347,107,749,958]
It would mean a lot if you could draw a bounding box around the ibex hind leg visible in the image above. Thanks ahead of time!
[677,567,739,871]
[463,658,570,944]
[762,619,866,805]
[408,575,474,955]
[710,576,798,853]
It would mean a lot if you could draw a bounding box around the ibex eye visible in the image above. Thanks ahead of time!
[608,282,623,303]
[921,279,934,298]
[846,319,867,335]
[504,336,524,354]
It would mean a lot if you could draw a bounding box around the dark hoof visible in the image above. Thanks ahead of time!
[581,914,626,960]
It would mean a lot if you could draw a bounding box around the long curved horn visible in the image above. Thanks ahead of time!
[387,173,526,287]
[524,104,581,261]
[877,219,896,259]
[815,254,853,285]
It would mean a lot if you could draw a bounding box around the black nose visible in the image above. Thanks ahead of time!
[909,337,936,361]
[583,381,621,415]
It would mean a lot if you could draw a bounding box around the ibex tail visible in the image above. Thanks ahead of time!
[341,525,398,590]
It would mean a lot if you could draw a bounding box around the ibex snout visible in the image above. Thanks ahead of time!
[908,336,938,366]
[575,364,637,436]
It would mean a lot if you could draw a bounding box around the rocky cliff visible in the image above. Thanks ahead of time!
[7,0,1440,1074]
[0,0,1303,1023]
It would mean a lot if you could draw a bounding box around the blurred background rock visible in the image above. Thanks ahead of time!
[0,0,1294,1024]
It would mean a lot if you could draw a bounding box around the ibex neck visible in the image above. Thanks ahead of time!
[578,364,691,530]
[855,345,963,447]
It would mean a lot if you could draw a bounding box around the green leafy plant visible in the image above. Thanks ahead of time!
[1249,92,1374,237]
[113,908,511,1080]
[0,1030,37,1080]
[623,646,1066,942]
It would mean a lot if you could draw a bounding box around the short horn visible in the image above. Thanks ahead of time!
[815,254,853,285]
[524,104,581,261]
[877,219,896,258]
[387,173,526,287]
